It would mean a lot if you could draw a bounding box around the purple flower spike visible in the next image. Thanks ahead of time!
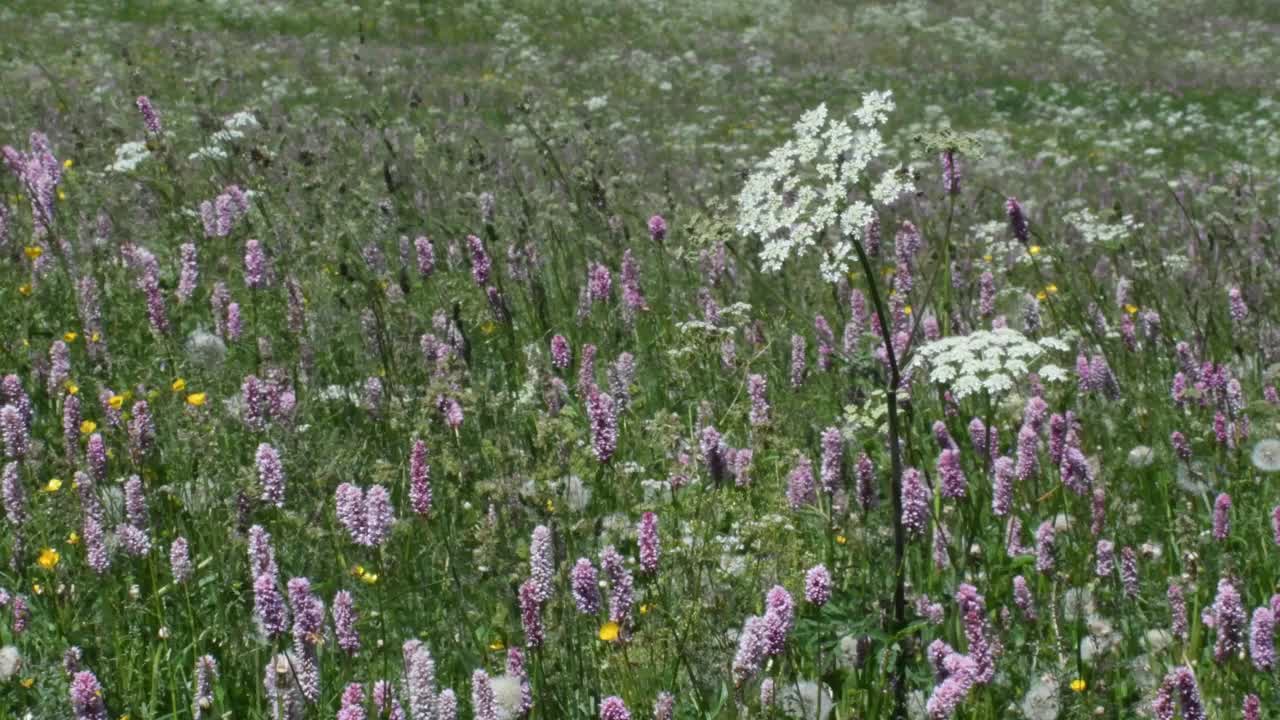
[1213,578,1246,664]
[747,374,770,427]
[1034,520,1054,574]
[938,448,967,499]
[136,96,162,134]
[1168,581,1188,640]
[70,670,108,720]
[902,469,929,538]
[519,579,544,649]
[600,696,632,720]
[805,565,832,606]
[1249,606,1275,671]
[637,512,659,575]
[409,439,431,517]
[786,457,816,510]
[571,558,600,615]
[586,386,618,464]
[550,335,571,370]
[1012,575,1036,621]
[529,525,555,602]
[1006,197,1029,245]
[601,546,635,631]
[647,215,667,243]
[255,443,286,508]
[1212,493,1231,541]
[333,590,360,655]
[820,427,844,495]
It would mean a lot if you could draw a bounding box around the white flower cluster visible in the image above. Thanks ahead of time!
[1063,208,1143,247]
[909,328,1070,399]
[737,91,913,282]
[107,141,151,173]
[189,110,261,161]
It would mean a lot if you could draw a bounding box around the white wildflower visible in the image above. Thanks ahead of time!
[909,328,1069,400]
[1126,445,1155,468]
[1251,438,1280,472]
[563,475,592,512]
[224,110,260,131]
[738,92,913,283]
[108,141,151,173]
[185,329,228,370]
[1020,675,1060,720]
[1064,208,1143,247]
[853,90,895,127]
[0,646,20,681]
[777,679,834,720]
[491,674,524,720]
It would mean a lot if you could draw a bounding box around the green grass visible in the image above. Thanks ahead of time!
[0,1,1277,719]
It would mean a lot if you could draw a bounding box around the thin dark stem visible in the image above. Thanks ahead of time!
[850,236,908,720]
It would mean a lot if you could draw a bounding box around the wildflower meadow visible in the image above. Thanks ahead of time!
[2,1,1280,718]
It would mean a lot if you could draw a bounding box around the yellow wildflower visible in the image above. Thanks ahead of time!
[186,392,207,407]
[19,677,32,689]
[480,321,497,336]
[63,158,73,169]
[598,621,620,642]
[17,284,31,297]
[67,531,79,545]
[1045,283,1059,295]
[488,640,505,651]
[835,534,847,545]
[65,382,78,395]
[63,331,77,342]
[171,378,186,392]
[80,420,97,435]
[23,246,42,261]
[37,548,60,570]
[1070,678,1086,693]
[1124,304,1138,315]
[1028,245,1041,256]
[108,395,125,410]
[1035,291,1048,301]
[43,478,62,493]
[359,572,379,585]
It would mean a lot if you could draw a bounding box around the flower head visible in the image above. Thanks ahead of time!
[737,93,913,282]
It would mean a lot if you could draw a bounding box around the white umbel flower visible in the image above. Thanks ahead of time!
[909,328,1069,400]
[737,91,913,283]
[108,141,151,173]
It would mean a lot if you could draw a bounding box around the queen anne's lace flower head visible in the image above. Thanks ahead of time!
[737,92,914,283]
[909,329,1069,400]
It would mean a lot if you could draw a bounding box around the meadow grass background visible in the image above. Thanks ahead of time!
[0,1,1279,719]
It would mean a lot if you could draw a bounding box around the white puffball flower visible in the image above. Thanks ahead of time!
[1251,438,1280,472]
[777,679,834,720]
[0,646,20,682]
